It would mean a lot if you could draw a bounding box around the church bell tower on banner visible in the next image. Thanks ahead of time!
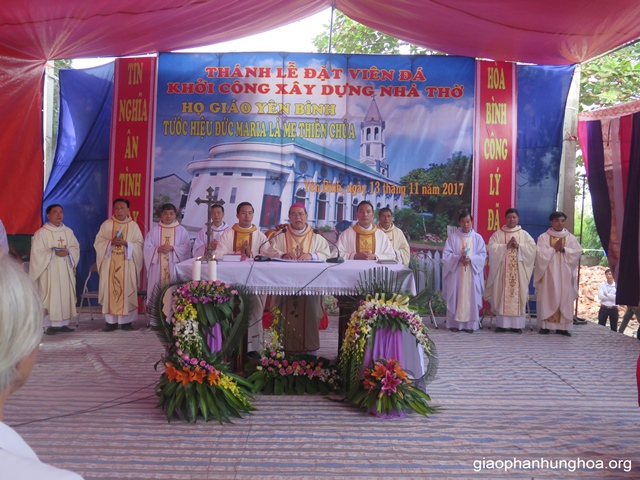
[359,97,388,177]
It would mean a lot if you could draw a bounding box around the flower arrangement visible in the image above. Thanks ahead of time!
[322,295,339,316]
[339,293,436,417]
[350,358,434,417]
[152,280,254,423]
[245,305,341,395]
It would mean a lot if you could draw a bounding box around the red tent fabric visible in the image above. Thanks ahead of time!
[1,0,640,233]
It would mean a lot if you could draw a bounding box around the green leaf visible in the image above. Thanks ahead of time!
[274,377,285,395]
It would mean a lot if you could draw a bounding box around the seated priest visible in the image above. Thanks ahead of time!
[377,207,411,266]
[336,201,395,261]
[269,203,331,353]
[216,202,273,353]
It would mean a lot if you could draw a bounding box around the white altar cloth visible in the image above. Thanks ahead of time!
[175,259,416,296]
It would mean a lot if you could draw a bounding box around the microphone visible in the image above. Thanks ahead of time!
[254,227,287,262]
[314,229,344,263]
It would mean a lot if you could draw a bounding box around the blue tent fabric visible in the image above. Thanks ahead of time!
[516,64,576,242]
[43,63,114,303]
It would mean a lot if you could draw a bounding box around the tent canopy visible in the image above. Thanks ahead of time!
[1,0,640,233]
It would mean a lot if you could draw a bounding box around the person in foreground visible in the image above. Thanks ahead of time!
[484,208,536,334]
[0,254,84,479]
[377,207,410,266]
[533,211,581,336]
[29,204,81,336]
[336,201,395,261]
[269,203,330,352]
[442,210,487,333]
[94,198,143,332]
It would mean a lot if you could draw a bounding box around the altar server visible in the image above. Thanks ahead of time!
[377,207,411,266]
[336,201,395,261]
[192,203,228,258]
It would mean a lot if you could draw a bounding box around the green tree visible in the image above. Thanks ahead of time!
[313,11,436,55]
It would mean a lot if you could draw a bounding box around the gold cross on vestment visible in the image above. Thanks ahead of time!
[57,236,66,248]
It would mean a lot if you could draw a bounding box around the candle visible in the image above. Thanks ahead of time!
[192,259,201,281]
[208,260,217,281]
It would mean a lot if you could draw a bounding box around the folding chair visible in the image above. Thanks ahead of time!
[79,263,100,322]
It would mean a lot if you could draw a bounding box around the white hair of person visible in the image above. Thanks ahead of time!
[0,253,43,393]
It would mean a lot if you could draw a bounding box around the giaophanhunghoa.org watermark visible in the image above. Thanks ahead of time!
[472,457,632,473]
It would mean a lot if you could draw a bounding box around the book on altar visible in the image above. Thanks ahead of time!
[221,254,243,262]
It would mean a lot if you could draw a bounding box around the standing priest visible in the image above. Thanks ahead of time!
[29,204,80,335]
[192,203,228,258]
[270,203,330,352]
[94,198,144,332]
[144,203,191,298]
[485,208,536,333]
[533,211,582,336]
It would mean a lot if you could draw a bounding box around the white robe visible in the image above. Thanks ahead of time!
[144,221,191,298]
[442,228,487,330]
[0,219,8,253]
[336,225,396,261]
[379,223,411,266]
[94,216,143,324]
[29,223,80,327]
[269,225,331,351]
[0,422,84,480]
[485,226,536,329]
[533,228,581,330]
[192,221,229,258]
[216,224,271,351]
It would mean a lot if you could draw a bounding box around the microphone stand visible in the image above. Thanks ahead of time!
[254,227,287,262]
[314,229,344,263]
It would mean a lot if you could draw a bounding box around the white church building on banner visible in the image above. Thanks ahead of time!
[181,98,405,231]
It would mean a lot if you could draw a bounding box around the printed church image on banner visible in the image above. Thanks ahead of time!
[181,97,404,230]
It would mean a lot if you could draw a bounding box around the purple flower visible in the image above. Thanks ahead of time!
[190,358,198,365]
[182,354,190,361]
[176,349,183,355]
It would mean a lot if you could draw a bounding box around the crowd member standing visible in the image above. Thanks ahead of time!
[442,210,487,333]
[29,204,80,335]
[485,208,536,334]
[533,211,581,336]
[94,198,143,332]
[377,207,410,266]
[597,269,618,331]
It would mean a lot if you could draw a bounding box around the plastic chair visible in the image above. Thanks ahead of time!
[80,263,100,321]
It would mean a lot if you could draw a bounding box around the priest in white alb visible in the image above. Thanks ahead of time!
[377,207,410,266]
[216,202,273,352]
[144,203,191,298]
[192,203,228,258]
[94,198,144,332]
[485,208,536,333]
[442,210,487,333]
[29,204,80,335]
[533,211,581,336]
[269,203,331,352]
[336,201,395,261]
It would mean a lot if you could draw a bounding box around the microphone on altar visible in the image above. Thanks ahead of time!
[314,229,344,263]
[254,226,287,262]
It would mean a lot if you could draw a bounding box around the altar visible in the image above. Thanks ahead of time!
[175,258,417,296]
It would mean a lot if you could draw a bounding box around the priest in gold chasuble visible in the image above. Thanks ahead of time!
[336,201,395,261]
[270,203,331,352]
[485,208,536,333]
[94,198,143,331]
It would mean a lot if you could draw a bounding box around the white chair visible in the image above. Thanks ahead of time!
[80,263,100,321]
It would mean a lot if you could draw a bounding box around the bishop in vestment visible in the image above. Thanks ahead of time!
[442,211,487,333]
[94,198,144,331]
[533,211,581,336]
[485,208,536,333]
[29,204,80,334]
[144,203,191,298]
[269,203,331,352]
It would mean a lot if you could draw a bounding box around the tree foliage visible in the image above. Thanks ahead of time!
[313,11,436,55]
[579,42,640,112]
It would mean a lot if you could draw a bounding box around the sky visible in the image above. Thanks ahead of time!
[72,9,332,69]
